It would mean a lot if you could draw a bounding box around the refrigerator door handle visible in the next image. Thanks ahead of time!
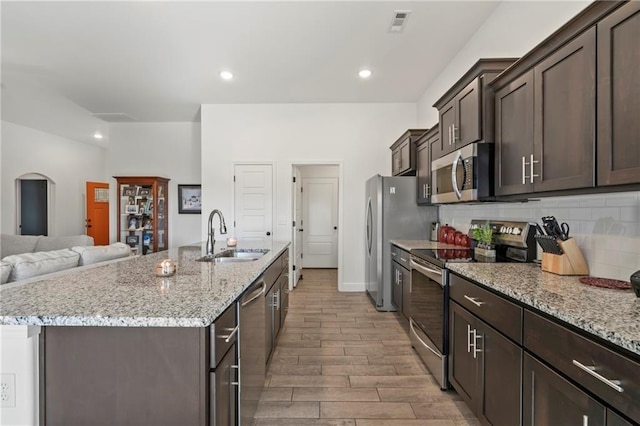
[366,197,373,256]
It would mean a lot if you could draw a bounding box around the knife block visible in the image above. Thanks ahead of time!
[541,238,589,276]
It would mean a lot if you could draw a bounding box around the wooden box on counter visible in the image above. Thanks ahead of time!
[541,238,589,276]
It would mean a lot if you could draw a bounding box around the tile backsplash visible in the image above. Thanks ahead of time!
[439,191,640,282]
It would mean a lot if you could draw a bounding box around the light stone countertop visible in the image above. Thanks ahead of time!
[0,241,290,328]
[447,262,640,358]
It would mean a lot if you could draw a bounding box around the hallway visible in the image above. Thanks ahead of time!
[255,268,479,425]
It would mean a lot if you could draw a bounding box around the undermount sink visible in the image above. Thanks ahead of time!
[196,248,270,263]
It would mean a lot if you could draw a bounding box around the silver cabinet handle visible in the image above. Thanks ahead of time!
[583,415,589,426]
[217,325,239,343]
[231,364,240,386]
[463,295,484,307]
[530,154,539,183]
[400,257,408,264]
[452,125,457,144]
[473,330,482,359]
[572,360,624,393]
[522,156,527,184]
[449,125,453,145]
[467,324,473,353]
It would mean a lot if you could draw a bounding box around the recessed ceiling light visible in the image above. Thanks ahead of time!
[220,71,234,80]
[358,69,373,79]
[93,132,103,140]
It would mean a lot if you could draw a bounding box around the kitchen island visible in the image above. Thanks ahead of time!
[0,241,290,426]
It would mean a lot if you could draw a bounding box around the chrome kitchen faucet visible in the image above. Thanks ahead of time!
[206,209,227,255]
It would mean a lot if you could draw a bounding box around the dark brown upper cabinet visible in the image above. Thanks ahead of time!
[492,1,632,197]
[496,28,596,196]
[390,129,427,176]
[433,59,517,159]
[597,1,640,186]
[416,126,438,205]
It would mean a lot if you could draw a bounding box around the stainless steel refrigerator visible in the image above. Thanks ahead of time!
[365,175,437,311]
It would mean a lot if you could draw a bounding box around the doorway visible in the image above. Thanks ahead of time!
[16,174,54,236]
[86,182,110,245]
[291,163,342,289]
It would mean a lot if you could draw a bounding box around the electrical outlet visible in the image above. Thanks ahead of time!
[0,373,16,408]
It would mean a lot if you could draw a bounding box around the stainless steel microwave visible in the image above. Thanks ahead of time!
[431,143,494,203]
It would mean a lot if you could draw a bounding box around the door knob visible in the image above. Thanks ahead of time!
[266,231,271,236]
[334,226,337,230]
[299,229,304,232]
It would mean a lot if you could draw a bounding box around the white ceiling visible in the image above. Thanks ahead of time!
[1,1,501,142]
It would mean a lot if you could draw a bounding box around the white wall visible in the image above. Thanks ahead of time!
[416,0,591,126]
[1,121,108,236]
[107,123,202,248]
[201,103,416,291]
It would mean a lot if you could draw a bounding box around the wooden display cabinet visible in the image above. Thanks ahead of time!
[114,176,170,255]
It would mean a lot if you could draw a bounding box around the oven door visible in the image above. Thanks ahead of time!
[409,256,448,389]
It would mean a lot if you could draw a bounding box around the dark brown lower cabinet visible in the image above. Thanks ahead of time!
[523,353,605,426]
[391,261,403,313]
[211,343,238,426]
[41,326,208,426]
[449,301,522,425]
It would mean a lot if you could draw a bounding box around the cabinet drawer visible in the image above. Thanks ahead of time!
[264,252,285,291]
[449,274,522,343]
[398,249,410,269]
[524,310,640,424]
[211,303,238,368]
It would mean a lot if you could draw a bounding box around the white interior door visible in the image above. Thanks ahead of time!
[302,177,338,268]
[293,168,303,286]
[234,164,273,245]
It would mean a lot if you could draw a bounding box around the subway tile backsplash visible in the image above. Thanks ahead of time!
[439,191,640,282]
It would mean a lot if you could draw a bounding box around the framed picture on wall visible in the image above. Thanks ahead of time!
[125,204,139,214]
[178,184,201,214]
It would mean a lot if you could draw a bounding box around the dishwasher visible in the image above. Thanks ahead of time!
[238,276,266,425]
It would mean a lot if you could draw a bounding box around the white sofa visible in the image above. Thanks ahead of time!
[1,234,131,284]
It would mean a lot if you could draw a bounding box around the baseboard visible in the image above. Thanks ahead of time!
[339,282,364,292]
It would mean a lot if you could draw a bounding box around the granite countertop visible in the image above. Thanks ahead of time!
[0,241,290,328]
[447,262,640,357]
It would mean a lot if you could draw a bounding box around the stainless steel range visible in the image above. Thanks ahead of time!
[409,220,536,390]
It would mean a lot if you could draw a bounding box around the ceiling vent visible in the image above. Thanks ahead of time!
[91,112,138,122]
[389,10,411,33]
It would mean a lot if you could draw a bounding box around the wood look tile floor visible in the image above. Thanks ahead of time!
[256,268,480,426]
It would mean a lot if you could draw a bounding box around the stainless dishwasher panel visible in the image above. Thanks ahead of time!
[238,277,266,425]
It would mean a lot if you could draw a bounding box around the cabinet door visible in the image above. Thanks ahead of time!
[449,302,480,410]
[495,71,535,196]
[212,344,238,426]
[523,353,605,426]
[597,2,640,186]
[478,319,522,426]
[455,77,482,149]
[607,409,634,426]
[401,266,411,321]
[533,27,596,193]
[391,262,402,312]
[416,139,430,204]
[391,148,402,176]
[440,100,456,155]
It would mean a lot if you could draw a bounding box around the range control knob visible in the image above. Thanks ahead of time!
[512,227,522,235]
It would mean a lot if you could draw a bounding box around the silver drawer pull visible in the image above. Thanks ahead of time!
[572,360,624,393]
[217,325,239,343]
[583,415,588,426]
[463,295,484,307]
[231,364,240,386]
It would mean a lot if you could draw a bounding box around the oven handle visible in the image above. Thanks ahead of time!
[410,318,441,358]
[410,259,443,287]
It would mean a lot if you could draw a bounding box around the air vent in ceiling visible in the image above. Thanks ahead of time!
[389,10,411,33]
[91,112,138,122]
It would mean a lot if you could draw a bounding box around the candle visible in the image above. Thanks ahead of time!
[226,237,238,247]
